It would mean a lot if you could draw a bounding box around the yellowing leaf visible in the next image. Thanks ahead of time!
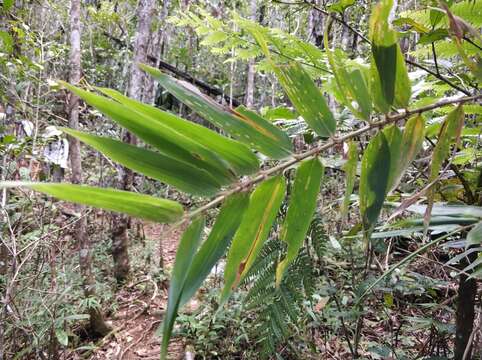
[140,64,293,159]
[221,176,286,304]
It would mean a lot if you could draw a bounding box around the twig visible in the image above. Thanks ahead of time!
[118,320,161,360]
[271,0,473,96]
[329,285,356,356]
[425,137,476,204]
[432,42,440,75]
[355,224,476,306]
[463,36,482,51]
[185,94,481,222]
[462,312,480,360]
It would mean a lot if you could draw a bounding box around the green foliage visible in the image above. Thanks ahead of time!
[342,141,358,216]
[359,131,391,235]
[324,32,372,120]
[179,193,250,306]
[161,216,205,360]
[249,26,336,137]
[98,87,260,176]
[242,216,327,358]
[425,106,465,228]
[3,0,482,358]
[141,64,293,159]
[221,176,286,304]
[0,182,184,223]
[369,0,411,112]
[276,158,324,285]
[64,127,223,196]
[63,83,241,186]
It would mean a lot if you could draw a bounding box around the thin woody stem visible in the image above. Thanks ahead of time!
[185,94,481,222]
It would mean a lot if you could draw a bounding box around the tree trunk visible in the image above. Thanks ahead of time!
[68,0,110,337]
[111,0,156,284]
[454,261,477,360]
[307,0,324,48]
[454,168,482,360]
[143,0,170,106]
[244,0,257,108]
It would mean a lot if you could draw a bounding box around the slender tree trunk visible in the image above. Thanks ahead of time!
[454,168,482,360]
[307,0,324,48]
[244,0,257,108]
[143,0,170,106]
[68,0,110,337]
[111,0,156,283]
[454,261,477,360]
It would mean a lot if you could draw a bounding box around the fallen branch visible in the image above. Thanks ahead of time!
[102,31,240,106]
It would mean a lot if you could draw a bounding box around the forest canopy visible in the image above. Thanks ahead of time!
[0,0,481,359]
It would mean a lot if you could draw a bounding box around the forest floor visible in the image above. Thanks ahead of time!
[70,222,188,360]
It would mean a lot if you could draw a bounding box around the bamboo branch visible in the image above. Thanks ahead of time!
[186,94,482,221]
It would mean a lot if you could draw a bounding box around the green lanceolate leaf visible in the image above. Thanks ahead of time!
[346,68,372,120]
[140,64,293,159]
[0,182,183,223]
[342,141,358,216]
[221,176,286,304]
[233,105,292,154]
[359,132,391,235]
[390,115,425,191]
[467,222,482,247]
[97,87,259,177]
[248,27,336,137]
[324,24,372,121]
[160,217,205,360]
[61,82,235,185]
[424,105,465,228]
[369,0,411,112]
[328,0,355,13]
[63,128,221,196]
[179,192,250,306]
[276,158,324,286]
[428,106,465,184]
[272,62,336,137]
[372,43,397,108]
[382,125,403,193]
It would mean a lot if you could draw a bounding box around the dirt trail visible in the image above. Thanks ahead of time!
[85,223,185,360]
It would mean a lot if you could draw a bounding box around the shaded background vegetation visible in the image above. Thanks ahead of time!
[0,0,481,359]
